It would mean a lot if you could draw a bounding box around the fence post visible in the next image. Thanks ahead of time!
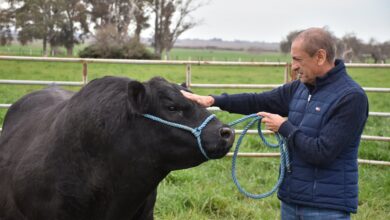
[284,63,290,83]
[82,61,88,85]
[284,63,296,83]
[288,63,297,81]
[186,63,192,88]
[284,63,295,82]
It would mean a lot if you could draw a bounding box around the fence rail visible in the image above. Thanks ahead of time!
[232,129,390,142]
[207,107,390,118]
[190,83,390,93]
[1,56,389,166]
[0,79,84,86]
[225,153,390,166]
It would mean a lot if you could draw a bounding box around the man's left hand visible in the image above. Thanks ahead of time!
[257,112,287,132]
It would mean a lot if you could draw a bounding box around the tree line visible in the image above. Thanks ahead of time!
[0,0,202,59]
[1,2,389,62]
[280,29,390,63]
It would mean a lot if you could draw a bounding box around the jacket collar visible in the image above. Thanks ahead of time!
[304,59,346,92]
[317,59,345,85]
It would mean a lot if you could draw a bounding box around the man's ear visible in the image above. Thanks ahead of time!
[127,80,149,114]
[316,49,327,65]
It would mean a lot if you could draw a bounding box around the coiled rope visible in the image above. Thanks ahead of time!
[228,113,290,199]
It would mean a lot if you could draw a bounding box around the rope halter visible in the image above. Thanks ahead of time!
[142,114,216,160]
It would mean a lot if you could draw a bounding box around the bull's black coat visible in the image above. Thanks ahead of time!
[0,76,234,220]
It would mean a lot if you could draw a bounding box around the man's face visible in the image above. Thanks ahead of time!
[291,39,319,85]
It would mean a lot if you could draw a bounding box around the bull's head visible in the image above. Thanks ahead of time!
[127,77,234,170]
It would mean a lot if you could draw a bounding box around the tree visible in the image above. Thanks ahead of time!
[365,38,389,64]
[87,0,139,36]
[133,0,152,40]
[339,34,364,62]
[280,30,301,54]
[0,6,14,45]
[54,0,89,56]
[150,0,203,59]
[6,0,89,56]
[382,41,390,63]
[8,0,64,55]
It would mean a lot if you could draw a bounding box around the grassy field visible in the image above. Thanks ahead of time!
[0,54,389,219]
[0,42,290,62]
[167,48,291,62]
[0,42,87,57]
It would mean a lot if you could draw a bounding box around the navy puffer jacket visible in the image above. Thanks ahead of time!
[213,60,368,213]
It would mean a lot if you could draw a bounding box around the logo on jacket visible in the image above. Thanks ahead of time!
[315,106,321,112]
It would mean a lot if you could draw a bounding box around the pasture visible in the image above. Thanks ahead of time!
[0,56,389,219]
[0,43,290,62]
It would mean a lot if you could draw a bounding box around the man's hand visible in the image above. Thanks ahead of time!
[180,90,215,107]
[258,112,287,132]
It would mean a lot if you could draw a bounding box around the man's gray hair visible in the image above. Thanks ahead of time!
[293,27,336,63]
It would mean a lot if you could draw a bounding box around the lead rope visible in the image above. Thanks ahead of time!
[228,114,290,199]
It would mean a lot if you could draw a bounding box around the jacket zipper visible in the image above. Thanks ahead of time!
[304,94,317,197]
[298,94,312,127]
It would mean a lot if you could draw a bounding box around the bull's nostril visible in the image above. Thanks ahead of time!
[219,127,233,139]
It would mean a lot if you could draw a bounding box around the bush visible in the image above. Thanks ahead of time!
[79,39,158,60]
[79,25,158,59]
[123,39,159,60]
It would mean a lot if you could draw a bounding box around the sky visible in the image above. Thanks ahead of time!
[1,0,389,43]
[176,0,390,43]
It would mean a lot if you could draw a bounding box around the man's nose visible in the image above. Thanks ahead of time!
[291,62,299,71]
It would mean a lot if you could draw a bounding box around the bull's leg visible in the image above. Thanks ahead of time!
[131,188,157,220]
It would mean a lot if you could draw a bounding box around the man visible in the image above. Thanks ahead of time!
[181,27,368,219]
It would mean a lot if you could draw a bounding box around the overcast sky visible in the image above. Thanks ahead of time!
[176,0,390,43]
[1,0,388,43]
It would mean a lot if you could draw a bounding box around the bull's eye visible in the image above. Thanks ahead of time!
[168,106,178,112]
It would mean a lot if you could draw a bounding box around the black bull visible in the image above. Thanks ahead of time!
[0,76,234,220]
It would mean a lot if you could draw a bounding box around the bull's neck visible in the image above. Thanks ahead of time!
[105,163,169,219]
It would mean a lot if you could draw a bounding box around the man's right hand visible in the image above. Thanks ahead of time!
[180,90,215,107]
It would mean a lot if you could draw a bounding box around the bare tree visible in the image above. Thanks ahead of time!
[338,33,365,62]
[382,41,390,63]
[87,0,138,36]
[366,38,388,63]
[280,30,301,54]
[151,0,204,59]
[133,0,152,40]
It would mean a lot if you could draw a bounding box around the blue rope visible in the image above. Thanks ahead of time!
[142,114,216,160]
[228,113,290,199]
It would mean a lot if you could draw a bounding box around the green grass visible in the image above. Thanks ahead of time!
[168,48,291,62]
[0,55,389,219]
[0,43,290,62]
[0,41,88,57]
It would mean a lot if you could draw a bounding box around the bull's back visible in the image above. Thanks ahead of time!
[1,86,74,136]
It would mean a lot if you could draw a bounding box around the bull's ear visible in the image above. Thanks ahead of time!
[127,80,148,114]
[179,82,192,93]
